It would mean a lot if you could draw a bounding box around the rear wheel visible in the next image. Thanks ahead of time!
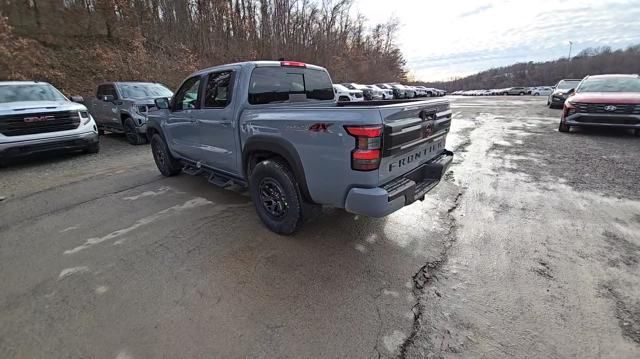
[558,122,571,133]
[249,159,304,235]
[124,118,148,145]
[151,133,181,176]
[519,92,525,96]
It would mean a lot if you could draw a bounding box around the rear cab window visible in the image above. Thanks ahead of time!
[248,66,334,105]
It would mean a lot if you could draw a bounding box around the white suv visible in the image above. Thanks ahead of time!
[0,81,99,164]
[333,84,364,102]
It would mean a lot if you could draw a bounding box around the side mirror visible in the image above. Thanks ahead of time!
[70,95,84,103]
[102,95,115,102]
[154,97,170,110]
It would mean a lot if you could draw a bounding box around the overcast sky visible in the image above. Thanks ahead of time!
[353,0,640,81]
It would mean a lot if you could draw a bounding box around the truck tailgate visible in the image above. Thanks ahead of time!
[378,100,451,184]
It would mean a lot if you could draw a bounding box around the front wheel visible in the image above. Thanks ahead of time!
[124,118,148,145]
[519,92,525,96]
[558,122,571,133]
[151,134,181,176]
[84,141,100,154]
[249,159,304,235]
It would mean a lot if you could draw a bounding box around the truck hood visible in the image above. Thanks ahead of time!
[125,97,164,106]
[0,101,86,116]
[569,92,640,104]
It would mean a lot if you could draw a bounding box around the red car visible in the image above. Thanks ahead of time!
[559,74,640,135]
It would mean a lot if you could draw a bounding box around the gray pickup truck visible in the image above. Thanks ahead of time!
[147,61,453,234]
[85,82,173,145]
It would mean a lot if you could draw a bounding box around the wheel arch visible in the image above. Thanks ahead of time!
[146,120,163,140]
[243,136,313,203]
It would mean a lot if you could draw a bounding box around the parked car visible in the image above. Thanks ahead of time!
[0,81,99,164]
[379,83,405,99]
[375,83,402,99]
[396,84,416,98]
[333,84,364,102]
[505,87,528,96]
[559,74,640,134]
[85,82,173,145]
[422,87,438,97]
[342,83,378,100]
[532,86,553,96]
[548,79,582,109]
[368,84,394,100]
[146,60,453,234]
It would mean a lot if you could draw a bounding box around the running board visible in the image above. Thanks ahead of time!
[181,163,247,188]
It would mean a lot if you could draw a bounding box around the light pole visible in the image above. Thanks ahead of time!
[568,41,573,60]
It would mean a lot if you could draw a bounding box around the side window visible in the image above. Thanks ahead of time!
[204,71,233,108]
[96,85,107,99]
[173,76,201,111]
[104,85,118,99]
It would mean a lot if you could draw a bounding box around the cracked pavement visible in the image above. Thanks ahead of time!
[1,97,639,358]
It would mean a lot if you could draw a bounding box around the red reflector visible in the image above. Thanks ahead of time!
[345,126,382,138]
[281,61,306,67]
[352,149,380,160]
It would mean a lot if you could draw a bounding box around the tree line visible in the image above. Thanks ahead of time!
[0,0,406,96]
[415,45,640,91]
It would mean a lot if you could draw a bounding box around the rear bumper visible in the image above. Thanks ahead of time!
[344,150,454,217]
[564,113,640,128]
[0,131,99,159]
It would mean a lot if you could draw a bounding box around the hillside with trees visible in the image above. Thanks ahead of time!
[416,45,640,91]
[0,0,406,96]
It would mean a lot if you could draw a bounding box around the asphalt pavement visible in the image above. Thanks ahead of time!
[1,97,639,358]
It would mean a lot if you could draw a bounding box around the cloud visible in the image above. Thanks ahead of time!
[353,0,640,81]
[458,4,493,18]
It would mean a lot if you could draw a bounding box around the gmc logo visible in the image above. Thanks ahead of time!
[23,115,55,123]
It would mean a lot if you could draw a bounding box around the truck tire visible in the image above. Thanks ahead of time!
[249,159,304,235]
[84,141,100,154]
[124,117,148,145]
[558,122,570,133]
[151,134,181,176]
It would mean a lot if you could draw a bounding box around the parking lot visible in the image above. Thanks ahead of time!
[1,96,639,358]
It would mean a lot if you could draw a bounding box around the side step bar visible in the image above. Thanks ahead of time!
[182,163,247,188]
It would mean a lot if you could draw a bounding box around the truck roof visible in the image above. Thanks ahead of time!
[97,81,164,86]
[191,60,326,77]
[0,81,51,86]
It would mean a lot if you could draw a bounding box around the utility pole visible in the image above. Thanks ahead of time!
[568,41,573,60]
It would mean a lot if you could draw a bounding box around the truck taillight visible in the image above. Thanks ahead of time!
[345,125,382,171]
[280,61,306,67]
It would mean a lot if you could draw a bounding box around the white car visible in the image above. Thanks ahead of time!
[366,85,391,100]
[333,84,364,102]
[531,86,553,96]
[0,81,100,165]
